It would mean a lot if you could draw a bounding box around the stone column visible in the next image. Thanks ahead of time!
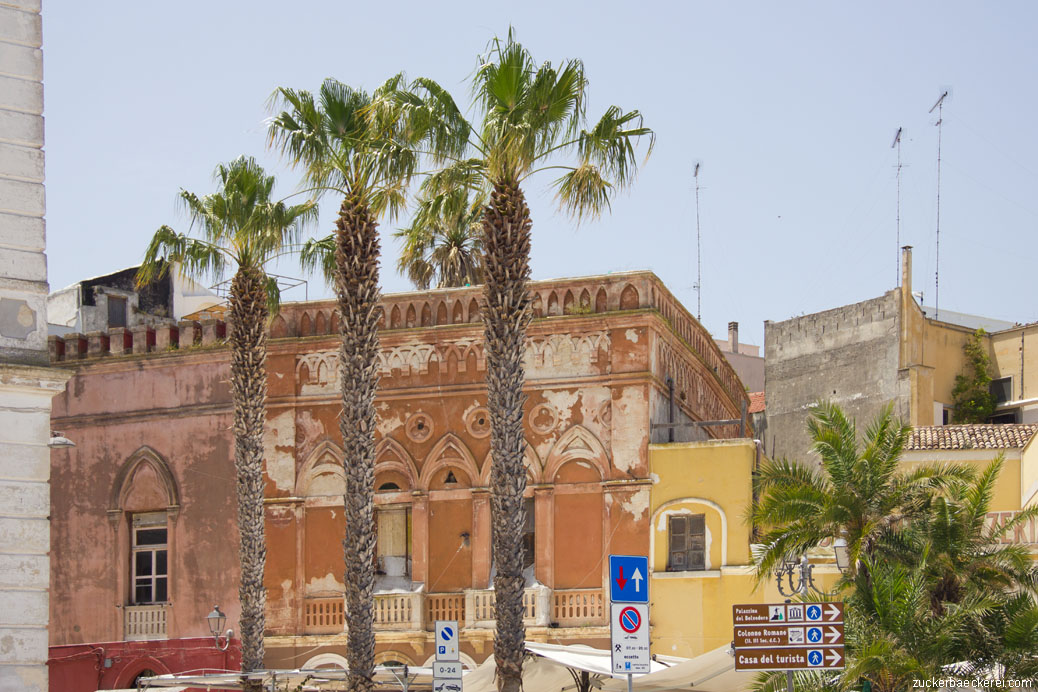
[0,5,74,689]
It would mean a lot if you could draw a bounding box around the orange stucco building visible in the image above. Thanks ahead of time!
[47,271,748,683]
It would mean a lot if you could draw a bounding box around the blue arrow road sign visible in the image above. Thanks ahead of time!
[609,554,649,603]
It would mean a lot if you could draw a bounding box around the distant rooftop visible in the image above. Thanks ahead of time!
[919,306,1017,333]
[907,424,1038,451]
[748,391,765,414]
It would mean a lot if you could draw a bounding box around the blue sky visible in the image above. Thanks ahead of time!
[41,1,1038,346]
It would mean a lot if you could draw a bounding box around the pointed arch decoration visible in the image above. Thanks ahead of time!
[109,446,180,518]
[419,433,480,490]
[479,440,543,486]
[543,425,611,482]
[374,437,420,490]
[294,438,346,497]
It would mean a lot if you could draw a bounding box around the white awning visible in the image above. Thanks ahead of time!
[599,646,753,692]
[461,642,675,692]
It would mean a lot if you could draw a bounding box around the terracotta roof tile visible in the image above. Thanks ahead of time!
[748,391,765,414]
[906,424,1038,451]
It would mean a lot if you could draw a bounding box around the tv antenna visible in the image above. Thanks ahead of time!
[892,127,903,287]
[693,162,702,320]
[929,91,948,320]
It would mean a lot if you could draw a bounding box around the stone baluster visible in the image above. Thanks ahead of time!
[108,327,131,356]
[154,324,179,351]
[86,331,109,358]
[177,320,201,347]
[201,320,225,346]
[63,333,86,359]
[48,335,65,362]
[131,325,154,354]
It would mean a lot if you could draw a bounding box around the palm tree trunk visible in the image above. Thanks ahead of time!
[335,193,381,692]
[482,177,533,692]
[228,266,269,692]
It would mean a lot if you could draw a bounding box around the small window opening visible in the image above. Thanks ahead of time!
[378,481,401,491]
[444,470,457,485]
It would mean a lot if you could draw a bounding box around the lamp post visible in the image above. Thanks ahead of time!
[775,555,816,598]
[775,556,816,692]
[833,538,850,575]
[207,605,233,651]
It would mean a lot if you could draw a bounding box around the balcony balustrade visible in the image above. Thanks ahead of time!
[300,587,605,635]
[123,604,168,641]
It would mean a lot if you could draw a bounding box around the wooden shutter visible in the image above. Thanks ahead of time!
[668,515,688,571]
[688,514,706,570]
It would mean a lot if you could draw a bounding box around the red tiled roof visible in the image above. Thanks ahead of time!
[906,424,1038,451]
[748,391,765,414]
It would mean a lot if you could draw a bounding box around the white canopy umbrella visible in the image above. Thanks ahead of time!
[141,665,436,690]
[599,646,753,692]
[462,642,674,692]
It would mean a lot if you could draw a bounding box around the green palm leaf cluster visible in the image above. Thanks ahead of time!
[751,402,1038,689]
[394,185,485,289]
[136,156,315,690]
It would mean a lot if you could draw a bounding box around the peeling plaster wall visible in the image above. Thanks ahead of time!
[50,272,750,671]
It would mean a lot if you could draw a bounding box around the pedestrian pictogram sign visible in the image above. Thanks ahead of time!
[732,603,845,671]
[609,554,648,603]
[610,603,650,674]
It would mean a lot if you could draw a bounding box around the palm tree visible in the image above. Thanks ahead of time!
[750,402,971,582]
[391,30,653,691]
[394,185,485,289]
[910,456,1038,610]
[135,156,316,689]
[268,77,416,692]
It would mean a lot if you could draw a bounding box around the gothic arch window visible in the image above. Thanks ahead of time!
[109,447,180,617]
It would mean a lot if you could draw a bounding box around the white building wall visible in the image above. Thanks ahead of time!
[0,2,70,690]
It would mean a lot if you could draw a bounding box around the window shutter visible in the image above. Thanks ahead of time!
[689,514,706,570]
[668,516,688,571]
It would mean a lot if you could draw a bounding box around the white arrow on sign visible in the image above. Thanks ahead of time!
[826,649,842,666]
[631,567,644,592]
[826,604,841,621]
[825,627,841,644]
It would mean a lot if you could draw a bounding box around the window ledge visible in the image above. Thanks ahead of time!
[654,569,721,580]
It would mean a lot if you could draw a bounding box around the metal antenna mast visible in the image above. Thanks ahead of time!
[929,91,948,320]
[892,127,903,286]
[693,162,702,320]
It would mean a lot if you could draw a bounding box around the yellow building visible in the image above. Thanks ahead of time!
[902,424,1038,531]
[644,423,1037,661]
[646,439,840,659]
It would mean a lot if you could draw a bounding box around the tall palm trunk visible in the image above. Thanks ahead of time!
[335,193,381,692]
[482,177,533,692]
[228,266,269,691]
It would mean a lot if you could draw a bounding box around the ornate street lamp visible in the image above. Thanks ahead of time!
[206,605,233,651]
[775,554,816,597]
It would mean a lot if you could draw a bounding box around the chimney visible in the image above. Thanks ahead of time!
[901,246,912,299]
[728,321,739,355]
